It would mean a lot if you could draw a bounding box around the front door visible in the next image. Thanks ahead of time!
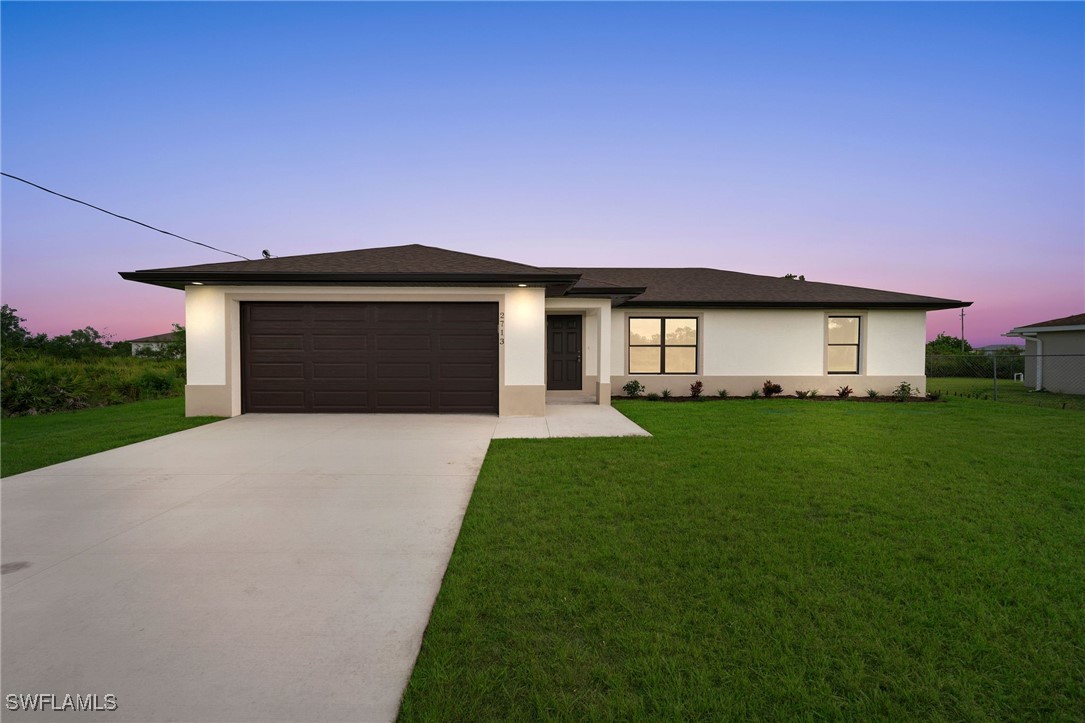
[546,315,582,390]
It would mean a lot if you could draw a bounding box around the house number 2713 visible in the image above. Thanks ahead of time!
[499,311,505,345]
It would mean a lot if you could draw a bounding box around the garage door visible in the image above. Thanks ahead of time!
[241,302,498,414]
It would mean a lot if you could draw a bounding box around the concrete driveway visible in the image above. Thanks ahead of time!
[1,414,498,722]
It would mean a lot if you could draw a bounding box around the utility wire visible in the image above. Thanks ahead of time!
[1,172,252,261]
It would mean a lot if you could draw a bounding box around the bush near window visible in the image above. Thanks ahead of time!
[717,389,728,399]
[661,389,672,399]
[622,380,645,398]
[867,388,879,398]
[689,381,704,399]
[837,385,853,398]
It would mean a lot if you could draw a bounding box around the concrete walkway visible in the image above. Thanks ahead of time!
[2,407,647,722]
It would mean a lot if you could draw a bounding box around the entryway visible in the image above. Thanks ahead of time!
[546,314,582,391]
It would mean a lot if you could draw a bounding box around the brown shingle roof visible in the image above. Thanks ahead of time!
[121,244,968,309]
[141,244,558,276]
[1010,312,1085,331]
[553,267,967,309]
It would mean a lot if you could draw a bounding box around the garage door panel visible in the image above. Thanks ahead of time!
[248,390,307,410]
[247,305,307,322]
[249,334,305,351]
[312,334,368,351]
[375,362,431,380]
[312,391,369,409]
[375,334,432,351]
[375,390,433,410]
[242,302,497,414]
[249,362,306,379]
[440,363,496,379]
[374,305,434,324]
[312,363,368,380]
[438,304,497,324]
[439,334,496,351]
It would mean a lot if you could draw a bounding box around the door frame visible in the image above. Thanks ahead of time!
[545,313,584,391]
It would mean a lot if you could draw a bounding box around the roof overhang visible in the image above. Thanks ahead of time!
[119,271,582,294]
[1006,324,1085,337]
[614,300,972,310]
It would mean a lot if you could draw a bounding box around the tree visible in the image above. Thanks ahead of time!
[926,332,972,355]
[1,305,47,355]
[1,304,30,349]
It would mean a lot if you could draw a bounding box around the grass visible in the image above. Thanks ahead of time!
[400,397,1085,720]
[929,377,1085,410]
[1,396,222,477]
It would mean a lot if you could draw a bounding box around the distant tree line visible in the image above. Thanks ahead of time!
[925,333,1022,356]
[1,305,184,360]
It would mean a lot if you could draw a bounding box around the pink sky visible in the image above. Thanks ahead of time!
[3,3,1082,347]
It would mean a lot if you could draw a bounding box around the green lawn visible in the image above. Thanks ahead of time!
[929,377,1085,410]
[1,397,222,477]
[400,397,1085,720]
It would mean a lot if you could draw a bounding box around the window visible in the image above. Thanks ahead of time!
[827,316,860,374]
[628,317,698,374]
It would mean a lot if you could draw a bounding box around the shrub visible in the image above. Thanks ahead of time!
[689,381,703,399]
[1,355,185,416]
[622,380,644,398]
[892,381,916,402]
[927,390,943,401]
[762,380,783,397]
[750,389,761,399]
[866,388,879,398]
[661,388,672,399]
[717,389,728,399]
[795,389,809,399]
[646,392,660,402]
[837,385,853,398]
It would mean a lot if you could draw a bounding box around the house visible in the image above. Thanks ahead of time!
[127,332,178,356]
[120,244,970,417]
[1005,313,1085,394]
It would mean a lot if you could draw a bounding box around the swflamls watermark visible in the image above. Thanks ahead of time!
[5,693,118,712]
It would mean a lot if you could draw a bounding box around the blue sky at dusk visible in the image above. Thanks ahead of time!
[2,1,1082,345]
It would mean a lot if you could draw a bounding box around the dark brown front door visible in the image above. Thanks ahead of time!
[241,302,498,414]
[547,315,582,390]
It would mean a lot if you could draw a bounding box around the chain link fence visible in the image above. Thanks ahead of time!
[925,354,1085,410]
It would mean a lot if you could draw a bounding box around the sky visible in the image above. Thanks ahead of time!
[2,1,1082,346]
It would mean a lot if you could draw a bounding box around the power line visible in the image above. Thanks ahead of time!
[1,172,252,261]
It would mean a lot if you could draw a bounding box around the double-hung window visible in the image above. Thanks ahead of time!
[628,317,698,374]
[827,316,861,374]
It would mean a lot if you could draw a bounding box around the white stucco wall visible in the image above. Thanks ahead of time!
[502,287,546,386]
[186,286,229,385]
[865,310,926,376]
[609,307,928,378]
[183,284,547,416]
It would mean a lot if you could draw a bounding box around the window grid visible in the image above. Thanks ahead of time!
[827,315,861,374]
[628,317,698,375]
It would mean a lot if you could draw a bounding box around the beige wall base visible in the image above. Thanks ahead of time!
[596,382,611,406]
[185,385,233,417]
[611,375,928,397]
[501,385,546,417]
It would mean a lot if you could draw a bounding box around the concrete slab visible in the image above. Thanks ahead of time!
[2,414,497,722]
[494,404,650,439]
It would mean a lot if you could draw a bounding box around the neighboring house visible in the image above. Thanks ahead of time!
[1005,313,1085,394]
[976,343,1022,355]
[120,244,969,417]
[128,332,177,356]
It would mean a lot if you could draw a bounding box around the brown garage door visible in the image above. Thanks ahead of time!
[241,302,498,414]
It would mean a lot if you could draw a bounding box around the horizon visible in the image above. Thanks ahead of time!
[2,2,1082,346]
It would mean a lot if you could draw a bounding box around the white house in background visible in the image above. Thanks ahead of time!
[120,244,970,417]
[1005,313,1085,395]
[127,332,176,356]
